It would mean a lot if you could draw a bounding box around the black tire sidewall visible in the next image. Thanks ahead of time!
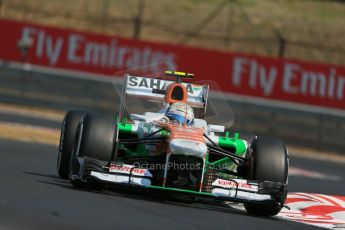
[57,110,85,179]
[251,137,288,183]
[78,113,116,161]
[244,137,289,216]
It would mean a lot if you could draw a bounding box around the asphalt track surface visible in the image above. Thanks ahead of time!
[1,113,344,229]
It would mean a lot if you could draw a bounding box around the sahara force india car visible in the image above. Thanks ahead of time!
[57,71,289,216]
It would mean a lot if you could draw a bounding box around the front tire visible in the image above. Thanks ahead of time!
[69,113,117,189]
[77,113,117,160]
[57,110,85,179]
[244,137,289,216]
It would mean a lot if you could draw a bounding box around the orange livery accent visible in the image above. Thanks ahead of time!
[167,124,205,143]
[164,83,187,104]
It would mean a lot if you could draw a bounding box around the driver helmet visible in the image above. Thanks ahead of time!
[165,102,194,126]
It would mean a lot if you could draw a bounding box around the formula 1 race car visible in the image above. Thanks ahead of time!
[57,71,289,216]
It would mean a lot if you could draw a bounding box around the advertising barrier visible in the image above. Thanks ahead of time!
[1,19,344,110]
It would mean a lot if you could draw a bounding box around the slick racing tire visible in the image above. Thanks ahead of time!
[244,137,289,216]
[69,113,116,189]
[75,113,116,160]
[57,110,85,179]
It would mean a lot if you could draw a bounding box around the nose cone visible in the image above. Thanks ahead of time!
[169,139,207,157]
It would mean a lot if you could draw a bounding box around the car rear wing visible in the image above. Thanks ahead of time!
[118,74,209,120]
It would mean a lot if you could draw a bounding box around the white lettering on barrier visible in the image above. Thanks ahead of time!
[21,27,63,65]
[232,57,277,96]
[68,34,84,64]
[283,63,300,94]
[19,26,177,72]
[46,36,63,65]
[283,63,345,99]
[232,57,345,100]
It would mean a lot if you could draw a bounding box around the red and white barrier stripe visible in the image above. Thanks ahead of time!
[278,193,345,229]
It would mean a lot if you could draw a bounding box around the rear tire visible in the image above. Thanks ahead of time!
[244,137,288,216]
[57,111,85,179]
